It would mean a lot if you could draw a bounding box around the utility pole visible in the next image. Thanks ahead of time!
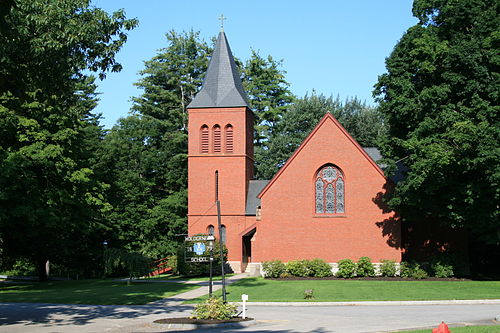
[215,171,227,302]
[208,235,214,296]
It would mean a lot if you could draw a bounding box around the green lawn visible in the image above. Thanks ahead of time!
[188,277,500,303]
[0,279,199,305]
[3,277,500,306]
[397,326,500,333]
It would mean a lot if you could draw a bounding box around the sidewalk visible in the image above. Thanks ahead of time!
[237,299,500,306]
[147,272,252,306]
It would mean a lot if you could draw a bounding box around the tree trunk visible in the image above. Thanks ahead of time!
[36,260,48,281]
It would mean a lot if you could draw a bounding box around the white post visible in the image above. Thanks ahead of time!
[241,294,248,319]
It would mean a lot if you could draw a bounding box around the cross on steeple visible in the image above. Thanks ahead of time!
[218,14,226,32]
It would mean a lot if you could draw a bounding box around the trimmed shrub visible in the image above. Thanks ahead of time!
[411,266,429,279]
[307,258,333,278]
[336,259,357,278]
[286,260,309,277]
[430,260,454,278]
[400,261,428,279]
[356,257,375,277]
[191,296,237,320]
[429,253,461,278]
[262,260,286,278]
[379,260,397,277]
[399,261,412,278]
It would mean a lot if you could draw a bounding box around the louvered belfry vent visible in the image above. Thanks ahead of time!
[213,125,221,153]
[225,124,233,153]
[201,125,209,153]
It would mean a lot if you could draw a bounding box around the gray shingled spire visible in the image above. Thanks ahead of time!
[187,32,249,108]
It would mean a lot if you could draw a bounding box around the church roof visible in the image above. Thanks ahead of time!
[245,180,269,215]
[187,32,249,109]
[363,147,382,162]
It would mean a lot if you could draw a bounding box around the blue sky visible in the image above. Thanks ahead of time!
[91,0,418,129]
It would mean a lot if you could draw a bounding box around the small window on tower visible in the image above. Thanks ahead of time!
[213,125,221,153]
[221,225,227,244]
[207,225,215,236]
[200,125,209,153]
[225,124,233,153]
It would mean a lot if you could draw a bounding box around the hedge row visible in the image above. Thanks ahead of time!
[261,259,333,278]
[262,256,460,279]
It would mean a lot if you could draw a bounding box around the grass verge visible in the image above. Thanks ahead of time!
[397,325,500,332]
[0,279,199,305]
[186,277,500,303]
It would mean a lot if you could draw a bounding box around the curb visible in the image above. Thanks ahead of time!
[233,299,500,306]
[152,318,257,330]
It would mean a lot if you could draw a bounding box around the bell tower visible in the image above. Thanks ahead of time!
[187,31,254,252]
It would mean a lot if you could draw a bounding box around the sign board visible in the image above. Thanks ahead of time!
[184,234,214,263]
[185,235,214,242]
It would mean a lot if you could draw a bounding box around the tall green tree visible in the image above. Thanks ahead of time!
[374,0,499,243]
[256,94,387,179]
[132,30,212,130]
[99,31,211,257]
[0,0,137,279]
[98,115,188,257]
[241,50,295,145]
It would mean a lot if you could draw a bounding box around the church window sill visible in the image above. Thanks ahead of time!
[313,215,347,218]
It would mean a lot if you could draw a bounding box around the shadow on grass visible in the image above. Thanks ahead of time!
[0,279,198,305]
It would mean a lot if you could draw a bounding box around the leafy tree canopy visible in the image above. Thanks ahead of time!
[241,50,295,145]
[0,0,137,279]
[99,31,209,257]
[374,0,499,243]
[98,115,188,258]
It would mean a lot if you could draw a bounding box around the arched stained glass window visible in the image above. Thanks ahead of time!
[315,178,324,213]
[336,178,345,213]
[325,183,335,213]
[315,165,345,215]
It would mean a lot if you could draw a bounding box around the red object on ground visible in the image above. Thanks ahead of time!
[148,257,172,277]
[432,322,451,333]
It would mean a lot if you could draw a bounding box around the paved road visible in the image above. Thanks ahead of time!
[1,302,499,332]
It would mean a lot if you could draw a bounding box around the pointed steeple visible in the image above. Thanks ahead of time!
[188,32,249,108]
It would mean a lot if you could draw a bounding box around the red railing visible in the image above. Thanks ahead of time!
[148,257,172,277]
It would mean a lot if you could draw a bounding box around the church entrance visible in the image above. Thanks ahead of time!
[242,228,256,273]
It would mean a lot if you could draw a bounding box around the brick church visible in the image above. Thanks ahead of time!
[187,31,404,273]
